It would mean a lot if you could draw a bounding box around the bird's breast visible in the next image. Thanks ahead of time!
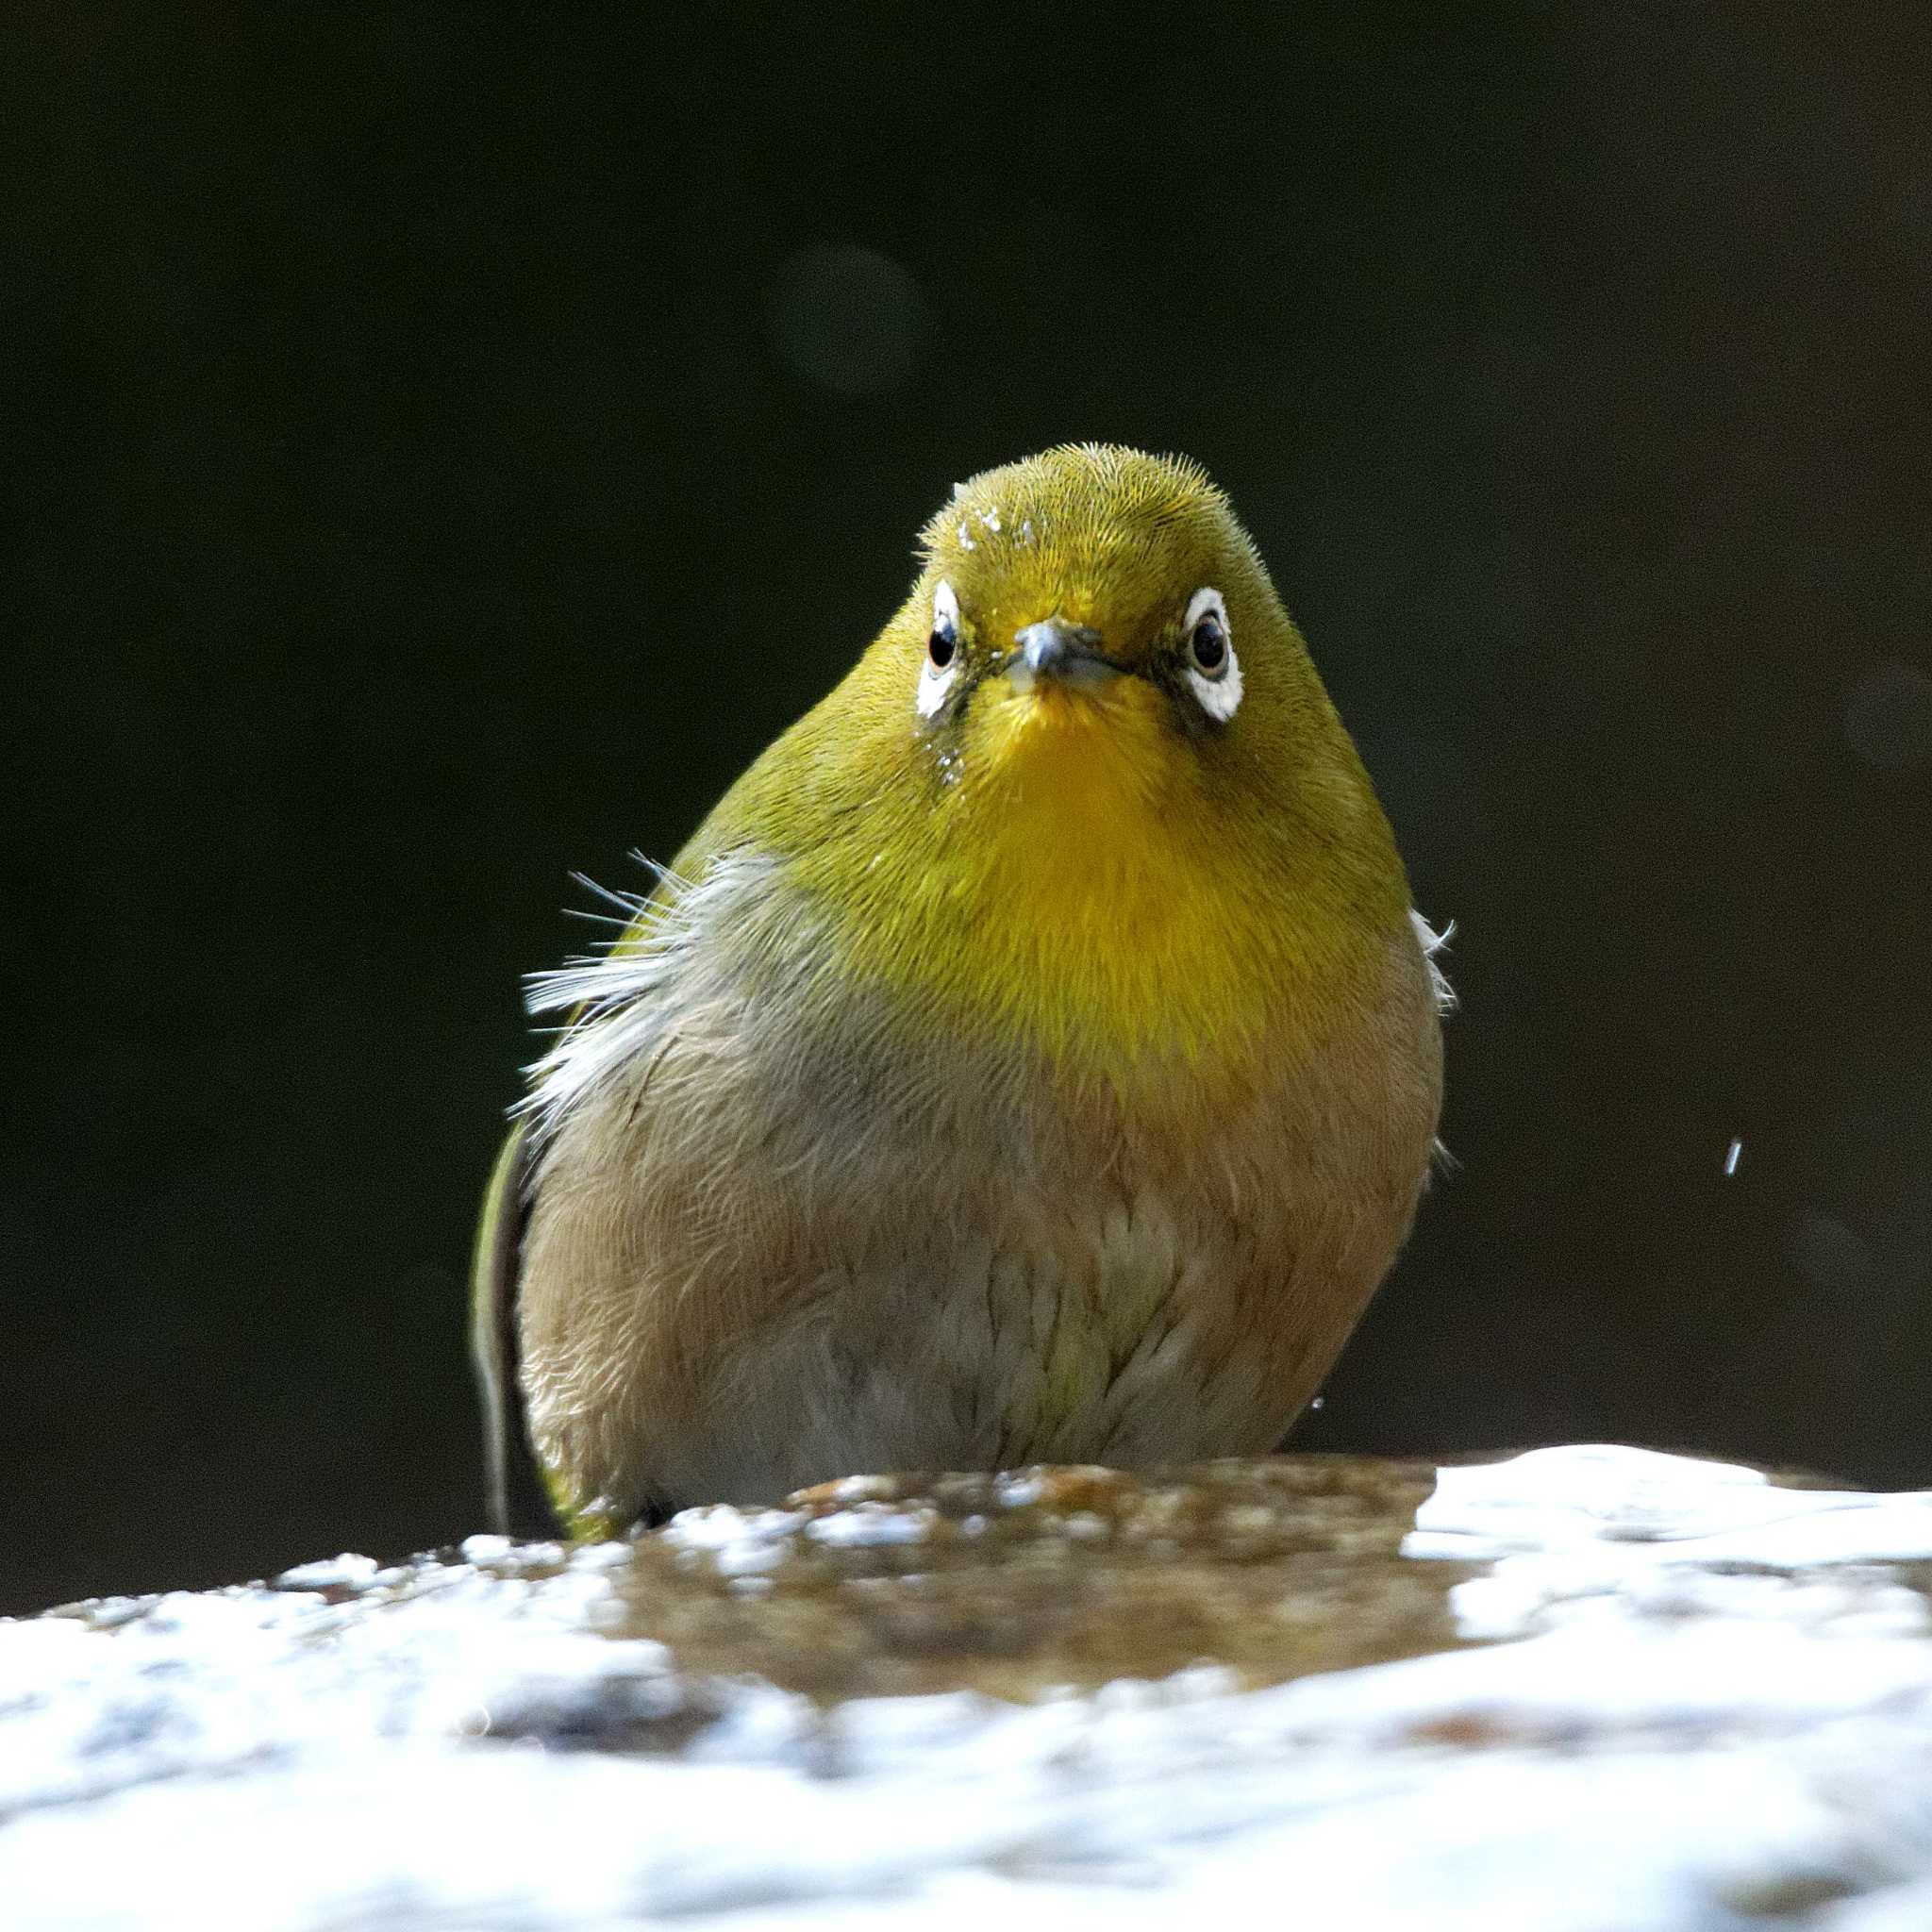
[816,800,1387,1100]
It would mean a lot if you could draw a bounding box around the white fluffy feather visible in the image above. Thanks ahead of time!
[1410,908,1457,1014]
[518,856,765,1143]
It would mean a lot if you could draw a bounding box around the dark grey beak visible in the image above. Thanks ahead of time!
[1008,619,1122,691]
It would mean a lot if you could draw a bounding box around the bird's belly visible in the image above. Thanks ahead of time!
[646,1195,1286,1508]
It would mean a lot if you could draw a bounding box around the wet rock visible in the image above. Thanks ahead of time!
[5,1447,1932,1927]
[634,1457,1478,1700]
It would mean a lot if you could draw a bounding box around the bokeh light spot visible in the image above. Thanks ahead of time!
[1787,1209,1874,1295]
[768,244,928,397]
[1842,660,1932,771]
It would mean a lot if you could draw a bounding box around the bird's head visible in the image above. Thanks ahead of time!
[872,444,1348,836]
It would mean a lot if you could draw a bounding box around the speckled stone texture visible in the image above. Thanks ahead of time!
[8,1447,1932,1928]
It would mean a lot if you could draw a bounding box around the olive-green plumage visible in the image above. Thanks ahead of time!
[474,444,1445,1537]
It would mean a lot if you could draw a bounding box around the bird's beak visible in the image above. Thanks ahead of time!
[1005,619,1124,694]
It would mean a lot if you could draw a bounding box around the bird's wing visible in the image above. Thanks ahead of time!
[469,1122,558,1537]
[479,809,768,1537]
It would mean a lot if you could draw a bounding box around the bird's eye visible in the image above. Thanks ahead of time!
[918,580,963,720]
[1180,587,1242,723]
[1189,611,1228,678]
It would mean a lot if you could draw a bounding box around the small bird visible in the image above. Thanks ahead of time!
[474,444,1448,1539]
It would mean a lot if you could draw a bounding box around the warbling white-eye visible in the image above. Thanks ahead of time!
[475,444,1448,1538]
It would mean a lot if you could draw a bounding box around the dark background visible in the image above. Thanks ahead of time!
[6,3,1929,1615]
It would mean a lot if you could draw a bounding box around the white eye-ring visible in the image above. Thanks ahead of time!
[918,578,962,720]
[1182,586,1241,723]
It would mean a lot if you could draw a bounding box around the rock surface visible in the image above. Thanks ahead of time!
[8,1446,1932,1928]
